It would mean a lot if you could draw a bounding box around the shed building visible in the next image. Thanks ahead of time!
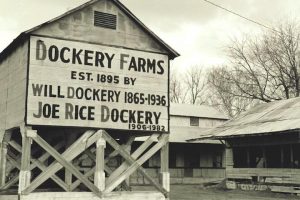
[131,103,228,185]
[190,97,300,194]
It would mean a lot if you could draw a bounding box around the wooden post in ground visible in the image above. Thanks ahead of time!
[280,145,284,168]
[65,133,77,190]
[18,126,34,194]
[94,133,106,192]
[160,134,170,193]
[0,130,12,187]
[246,147,250,167]
[225,142,234,168]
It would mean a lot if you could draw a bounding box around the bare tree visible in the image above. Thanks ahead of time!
[170,69,187,103]
[184,66,207,104]
[208,21,300,117]
[207,66,256,118]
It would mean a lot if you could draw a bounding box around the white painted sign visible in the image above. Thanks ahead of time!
[26,36,169,132]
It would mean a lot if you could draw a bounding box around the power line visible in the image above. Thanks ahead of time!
[202,0,281,34]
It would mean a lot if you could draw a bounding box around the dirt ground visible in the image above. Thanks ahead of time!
[133,185,300,200]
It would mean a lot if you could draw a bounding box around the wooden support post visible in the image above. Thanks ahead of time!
[246,147,250,167]
[124,141,132,189]
[225,142,234,169]
[280,145,284,168]
[65,133,77,190]
[103,132,169,196]
[262,147,267,168]
[0,130,11,187]
[160,135,169,192]
[94,136,106,192]
[18,126,34,194]
[22,130,101,195]
[290,144,294,168]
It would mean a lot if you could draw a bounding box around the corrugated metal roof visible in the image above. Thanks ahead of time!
[189,97,300,140]
[135,126,221,144]
[170,103,229,120]
[0,0,179,63]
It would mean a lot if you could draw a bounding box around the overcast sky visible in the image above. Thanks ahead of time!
[1,0,300,71]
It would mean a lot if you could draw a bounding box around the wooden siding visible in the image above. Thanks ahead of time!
[227,168,300,185]
[170,116,225,128]
[32,0,168,55]
[0,41,28,131]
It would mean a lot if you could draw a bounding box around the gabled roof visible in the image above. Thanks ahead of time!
[170,103,229,120]
[189,97,300,141]
[0,0,179,63]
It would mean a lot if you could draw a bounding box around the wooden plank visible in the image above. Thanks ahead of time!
[31,133,102,197]
[124,137,135,190]
[2,140,65,190]
[160,136,169,192]
[70,166,96,191]
[95,136,106,192]
[64,133,77,191]
[22,130,99,194]
[107,134,157,183]
[103,132,168,196]
[0,130,11,187]
[225,143,234,168]
[18,127,32,194]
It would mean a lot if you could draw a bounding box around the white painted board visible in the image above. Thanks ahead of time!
[26,36,169,132]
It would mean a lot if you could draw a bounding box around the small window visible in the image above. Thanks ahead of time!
[190,117,199,126]
[94,11,117,29]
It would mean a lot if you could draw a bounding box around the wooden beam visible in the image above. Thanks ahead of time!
[65,133,77,190]
[94,136,106,192]
[0,130,11,187]
[70,166,95,191]
[160,135,169,192]
[1,141,65,190]
[225,142,234,168]
[280,145,284,168]
[18,126,33,194]
[290,144,294,168]
[262,147,267,168]
[31,133,102,197]
[107,134,157,183]
[124,136,134,190]
[103,132,168,196]
[246,147,250,167]
[22,130,100,195]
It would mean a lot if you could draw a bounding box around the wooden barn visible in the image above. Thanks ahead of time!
[0,0,179,200]
[131,103,228,185]
[190,97,300,194]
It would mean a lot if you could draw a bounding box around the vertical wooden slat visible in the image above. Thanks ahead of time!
[280,145,284,168]
[246,147,250,167]
[18,127,34,194]
[0,130,11,187]
[94,135,106,192]
[225,142,234,168]
[65,133,77,190]
[262,147,267,168]
[160,134,169,192]
[290,144,294,168]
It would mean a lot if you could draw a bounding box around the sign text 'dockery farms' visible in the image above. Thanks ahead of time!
[26,36,169,132]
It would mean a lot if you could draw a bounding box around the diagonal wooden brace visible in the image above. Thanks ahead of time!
[2,141,65,190]
[22,130,100,195]
[107,134,157,184]
[31,134,101,197]
[102,131,169,197]
[6,144,69,191]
